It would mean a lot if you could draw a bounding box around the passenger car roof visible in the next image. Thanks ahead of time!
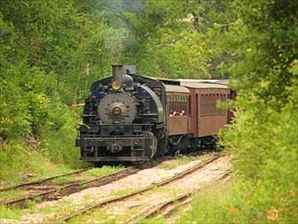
[165,84,190,93]
[157,78,229,87]
[179,81,229,89]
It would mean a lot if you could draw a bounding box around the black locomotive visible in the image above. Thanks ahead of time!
[76,65,233,163]
[76,65,167,162]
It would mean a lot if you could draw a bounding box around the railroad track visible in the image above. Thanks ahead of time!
[0,149,212,194]
[0,168,92,192]
[58,154,222,223]
[0,152,210,208]
[0,167,140,208]
[126,169,231,224]
[126,191,193,224]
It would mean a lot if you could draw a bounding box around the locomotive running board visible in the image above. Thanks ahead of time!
[81,156,150,162]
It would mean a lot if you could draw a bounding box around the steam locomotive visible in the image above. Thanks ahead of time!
[76,65,234,163]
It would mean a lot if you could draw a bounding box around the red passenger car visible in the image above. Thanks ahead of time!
[165,84,190,136]
[181,81,230,148]
[164,80,232,151]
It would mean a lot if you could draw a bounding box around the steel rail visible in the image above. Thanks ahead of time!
[0,147,183,193]
[128,169,232,224]
[1,167,139,207]
[161,170,232,219]
[0,168,92,192]
[153,170,231,220]
[126,192,193,224]
[58,155,221,223]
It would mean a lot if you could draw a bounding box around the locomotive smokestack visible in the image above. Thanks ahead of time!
[111,65,136,91]
[112,65,124,81]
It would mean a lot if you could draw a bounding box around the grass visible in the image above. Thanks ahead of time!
[0,189,27,202]
[158,153,211,170]
[175,183,232,224]
[28,197,75,215]
[176,154,196,165]
[0,143,124,188]
[85,165,124,178]
[137,183,232,224]
[0,198,78,222]
[51,175,77,185]
[158,161,178,170]
[0,109,84,188]
[0,205,23,220]
[68,208,112,224]
[140,217,166,224]
[0,141,80,188]
[0,164,126,222]
[52,165,124,185]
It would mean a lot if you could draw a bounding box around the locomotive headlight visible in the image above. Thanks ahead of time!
[112,80,122,90]
[112,106,122,115]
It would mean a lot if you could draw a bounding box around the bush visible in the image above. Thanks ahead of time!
[221,98,298,223]
[40,101,82,168]
[0,141,57,183]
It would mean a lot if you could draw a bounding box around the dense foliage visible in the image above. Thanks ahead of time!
[178,1,298,223]
[0,0,297,221]
[219,1,298,222]
[0,0,110,179]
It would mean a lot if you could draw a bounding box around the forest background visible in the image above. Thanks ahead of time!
[0,0,297,222]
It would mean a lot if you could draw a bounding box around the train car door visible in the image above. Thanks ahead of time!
[195,92,199,137]
[188,88,198,136]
